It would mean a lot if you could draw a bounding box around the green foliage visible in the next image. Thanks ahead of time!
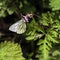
[49,44,60,60]
[49,0,60,10]
[20,1,36,13]
[26,18,44,41]
[36,12,59,60]
[0,0,36,17]
[0,0,60,60]
[0,41,25,60]
[52,50,60,56]
[39,12,54,26]
[0,0,16,17]
[25,12,59,60]
[52,20,60,30]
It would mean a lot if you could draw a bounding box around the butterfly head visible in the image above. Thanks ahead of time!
[22,13,33,22]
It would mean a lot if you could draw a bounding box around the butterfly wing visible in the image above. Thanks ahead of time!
[9,20,20,32]
[9,19,26,34]
[17,19,26,34]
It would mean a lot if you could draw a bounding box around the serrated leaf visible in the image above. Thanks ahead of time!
[46,41,52,48]
[37,26,45,33]
[45,44,50,50]
[7,8,14,15]
[31,30,36,36]
[37,39,44,45]
[40,19,48,26]
[0,41,25,60]
[47,34,58,43]
[53,25,60,30]
[26,31,32,35]
[26,36,34,40]
[40,13,49,26]
[39,45,44,51]
[49,0,60,10]
[52,50,60,56]
[49,30,58,38]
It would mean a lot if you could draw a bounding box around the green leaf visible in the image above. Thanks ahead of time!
[52,50,60,56]
[37,39,44,45]
[49,0,60,10]
[0,10,6,17]
[26,36,34,40]
[47,34,58,43]
[40,13,49,26]
[0,41,25,60]
[7,7,15,15]
[46,41,52,48]
[19,2,23,8]
[49,30,58,38]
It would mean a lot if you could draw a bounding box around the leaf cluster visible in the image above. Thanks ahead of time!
[0,41,25,60]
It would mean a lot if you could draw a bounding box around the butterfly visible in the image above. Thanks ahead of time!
[9,18,26,34]
[9,13,33,34]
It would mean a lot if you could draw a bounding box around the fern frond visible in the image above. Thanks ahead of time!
[52,50,60,56]
[36,12,59,60]
[49,0,60,10]
[26,18,44,41]
[39,12,54,26]
[37,38,50,60]
[53,20,60,30]
[47,34,58,43]
[0,41,25,60]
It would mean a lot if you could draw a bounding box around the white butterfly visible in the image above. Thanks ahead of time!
[9,18,26,34]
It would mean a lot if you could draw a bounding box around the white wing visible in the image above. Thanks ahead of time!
[9,19,26,34]
[9,21,20,32]
[17,19,26,34]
